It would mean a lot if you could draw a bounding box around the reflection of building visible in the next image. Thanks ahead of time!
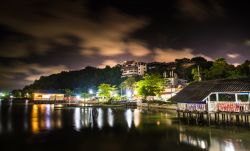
[31,104,62,134]
[32,92,64,101]
[179,132,209,150]
[179,125,248,151]
[121,61,147,78]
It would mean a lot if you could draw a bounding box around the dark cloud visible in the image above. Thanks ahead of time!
[0,25,50,58]
[176,0,225,21]
[0,61,68,89]
[0,0,250,90]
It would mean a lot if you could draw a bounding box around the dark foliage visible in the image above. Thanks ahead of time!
[23,65,122,93]
[19,57,250,96]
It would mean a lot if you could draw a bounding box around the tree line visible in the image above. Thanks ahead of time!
[2,57,249,99]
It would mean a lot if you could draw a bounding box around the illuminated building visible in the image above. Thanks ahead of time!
[32,92,64,101]
[121,61,147,78]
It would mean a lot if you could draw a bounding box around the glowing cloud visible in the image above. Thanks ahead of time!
[227,53,240,59]
[98,60,119,68]
[154,48,212,62]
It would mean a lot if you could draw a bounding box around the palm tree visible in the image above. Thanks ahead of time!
[120,77,136,97]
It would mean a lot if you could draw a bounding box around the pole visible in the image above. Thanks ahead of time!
[121,87,122,97]
[198,65,201,81]
[170,69,173,99]
[163,71,167,101]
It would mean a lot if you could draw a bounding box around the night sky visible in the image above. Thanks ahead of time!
[0,0,250,90]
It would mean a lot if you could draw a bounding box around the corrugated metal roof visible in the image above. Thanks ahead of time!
[171,78,250,103]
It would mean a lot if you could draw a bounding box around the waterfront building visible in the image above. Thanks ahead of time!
[32,91,64,101]
[160,72,188,101]
[121,61,147,78]
[172,78,250,113]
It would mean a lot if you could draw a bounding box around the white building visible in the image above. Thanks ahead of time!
[121,61,147,78]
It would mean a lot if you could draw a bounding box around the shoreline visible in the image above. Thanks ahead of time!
[42,101,178,110]
[0,99,177,110]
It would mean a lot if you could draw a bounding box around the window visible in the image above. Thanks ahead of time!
[238,94,249,102]
[210,94,216,101]
[219,94,235,102]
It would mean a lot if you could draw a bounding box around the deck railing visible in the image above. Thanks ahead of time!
[177,103,207,112]
[217,102,250,113]
[178,102,250,113]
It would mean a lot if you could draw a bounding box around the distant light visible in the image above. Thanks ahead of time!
[26,93,30,97]
[114,93,118,97]
[126,90,132,98]
[10,95,14,98]
[0,93,4,97]
[88,89,93,94]
[157,121,160,126]
[134,90,138,95]
[76,95,81,100]
[43,94,50,99]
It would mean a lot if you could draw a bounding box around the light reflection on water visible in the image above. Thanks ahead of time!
[0,103,250,151]
[97,108,103,129]
[133,109,141,128]
[74,108,81,131]
[31,104,62,133]
[125,109,133,129]
[107,108,114,127]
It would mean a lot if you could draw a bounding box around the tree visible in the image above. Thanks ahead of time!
[64,89,73,97]
[23,65,122,93]
[205,58,233,80]
[11,89,23,98]
[121,77,136,90]
[192,66,202,81]
[237,60,250,77]
[121,77,136,96]
[80,92,91,100]
[135,74,165,99]
[191,57,213,69]
[175,58,193,80]
[0,91,10,99]
[98,83,117,100]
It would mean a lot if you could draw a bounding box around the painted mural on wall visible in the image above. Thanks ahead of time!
[217,102,250,112]
[177,103,206,112]
[178,102,250,113]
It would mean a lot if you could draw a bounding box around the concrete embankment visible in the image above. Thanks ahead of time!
[136,102,177,110]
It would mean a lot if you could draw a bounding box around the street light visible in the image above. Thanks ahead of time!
[88,89,93,94]
[0,92,4,97]
[25,93,30,98]
[126,90,132,100]
[76,95,81,100]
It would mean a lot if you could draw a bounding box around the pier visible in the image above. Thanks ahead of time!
[172,78,250,126]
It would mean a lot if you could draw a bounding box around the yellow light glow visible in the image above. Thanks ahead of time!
[31,105,39,134]
[32,93,64,101]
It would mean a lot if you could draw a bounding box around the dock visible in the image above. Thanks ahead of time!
[172,78,250,126]
[177,104,250,126]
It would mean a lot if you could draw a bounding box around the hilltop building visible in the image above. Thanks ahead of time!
[121,61,147,78]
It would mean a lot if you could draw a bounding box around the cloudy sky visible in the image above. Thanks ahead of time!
[0,0,250,90]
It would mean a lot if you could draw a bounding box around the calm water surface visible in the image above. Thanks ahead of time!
[0,100,250,151]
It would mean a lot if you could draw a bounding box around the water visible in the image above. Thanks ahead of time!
[0,101,250,151]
